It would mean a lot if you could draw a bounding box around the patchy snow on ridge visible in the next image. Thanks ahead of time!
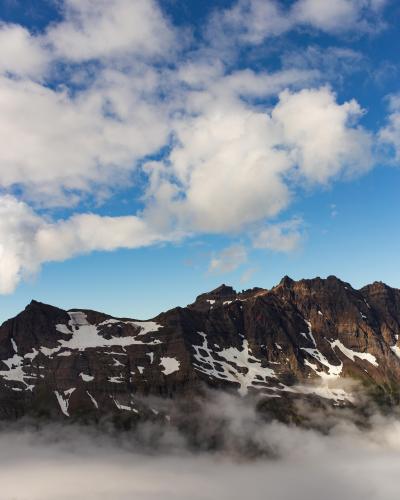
[50,312,161,357]
[331,340,378,367]
[111,397,138,413]
[0,349,39,390]
[301,348,343,380]
[10,339,18,353]
[86,391,98,409]
[97,318,162,337]
[193,333,276,396]
[391,345,400,359]
[133,321,162,336]
[300,320,316,346]
[160,357,180,375]
[79,373,94,382]
[54,388,75,417]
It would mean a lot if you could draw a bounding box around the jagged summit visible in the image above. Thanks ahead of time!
[194,283,237,301]
[278,275,295,287]
[25,299,64,311]
[0,275,400,422]
[210,284,237,296]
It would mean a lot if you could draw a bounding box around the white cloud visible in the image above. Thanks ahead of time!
[0,195,170,293]
[379,95,400,161]
[0,23,49,78]
[0,0,383,293]
[207,0,388,48]
[209,245,248,274]
[47,0,175,62]
[292,0,364,32]
[0,195,43,293]
[0,69,170,205]
[252,219,304,253]
[208,0,291,45]
[144,86,371,234]
[272,87,373,184]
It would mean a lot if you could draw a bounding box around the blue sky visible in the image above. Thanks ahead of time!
[0,0,399,322]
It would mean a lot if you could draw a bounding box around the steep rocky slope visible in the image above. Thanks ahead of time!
[1,276,400,421]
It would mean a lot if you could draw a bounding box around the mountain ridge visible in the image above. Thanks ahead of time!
[1,275,400,423]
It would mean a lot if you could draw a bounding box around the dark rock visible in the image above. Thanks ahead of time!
[0,276,400,421]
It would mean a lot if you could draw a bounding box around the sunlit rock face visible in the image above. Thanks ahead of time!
[1,276,400,421]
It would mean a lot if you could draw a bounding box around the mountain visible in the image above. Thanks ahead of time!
[1,276,400,423]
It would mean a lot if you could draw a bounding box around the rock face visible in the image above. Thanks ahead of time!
[1,276,400,421]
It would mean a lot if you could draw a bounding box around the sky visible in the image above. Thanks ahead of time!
[0,0,399,322]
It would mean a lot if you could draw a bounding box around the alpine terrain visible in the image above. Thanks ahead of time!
[1,276,400,423]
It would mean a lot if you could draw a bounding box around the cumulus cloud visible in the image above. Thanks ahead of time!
[272,87,373,184]
[46,0,175,62]
[207,0,388,48]
[144,86,372,233]
[379,94,400,161]
[0,0,384,292]
[253,219,304,252]
[0,69,170,205]
[291,0,386,33]
[207,0,291,45]
[0,195,170,294]
[0,23,49,78]
[209,244,248,274]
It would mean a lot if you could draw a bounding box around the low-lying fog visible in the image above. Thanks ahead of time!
[2,394,400,500]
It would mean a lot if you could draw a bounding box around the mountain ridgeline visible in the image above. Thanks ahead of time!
[1,276,400,423]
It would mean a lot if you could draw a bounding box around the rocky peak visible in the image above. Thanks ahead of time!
[278,275,295,288]
[0,275,400,423]
[206,284,237,298]
[190,284,237,311]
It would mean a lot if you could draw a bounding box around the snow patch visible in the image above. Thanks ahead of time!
[44,312,160,357]
[301,348,343,380]
[54,388,75,417]
[331,340,378,367]
[0,349,39,390]
[133,321,162,336]
[10,339,18,353]
[193,333,276,396]
[391,344,400,359]
[111,397,139,413]
[86,391,98,409]
[160,357,180,375]
[300,320,316,346]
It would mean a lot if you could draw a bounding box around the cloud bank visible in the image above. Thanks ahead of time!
[1,393,400,500]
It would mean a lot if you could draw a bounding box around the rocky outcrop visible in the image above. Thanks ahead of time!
[1,276,400,421]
